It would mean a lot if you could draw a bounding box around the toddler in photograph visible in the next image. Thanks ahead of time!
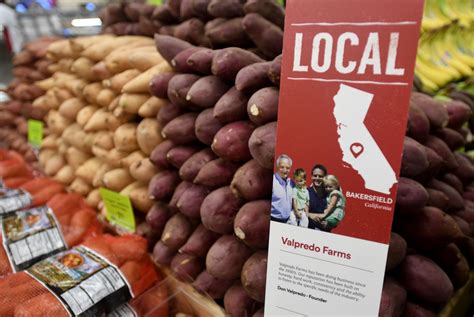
[288,168,309,228]
[315,175,346,232]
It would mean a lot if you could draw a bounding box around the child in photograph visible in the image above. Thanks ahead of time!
[315,175,345,232]
[288,168,309,228]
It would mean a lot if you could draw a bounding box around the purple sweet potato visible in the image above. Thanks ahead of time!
[205,18,226,33]
[154,34,194,65]
[150,140,176,169]
[194,108,224,145]
[268,54,282,86]
[211,47,264,82]
[189,0,212,20]
[152,241,177,266]
[234,200,270,249]
[186,75,230,108]
[166,0,182,17]
[146,202,170,233]
[396,206,464,251]
[411,92,449,130]
[386,232,407,271]
[157,102,186,126]
[187,48,215,75]
[378,278,407,317]
[136,222,160,249]
[452,200,474,223]
[224,283,257,317]
[430,243,462,269]
[213,86,249,124]
[150,73,176,99]
[194,158,240,187]
[159,25,177,37]
[442,173,464,195]
[248,121,277,170]
[179,224,221,257]
[247,87,279,126]
[152,4,178,24]
[174,18,207,46]
[235,62,272,93]
[395,177,428,213]
[459,237,474,265]
[171,47,205,73]
[137,16,161,37]
[167,145,201,168]
[171,253,204,282]
[244,0,285,29]
[124,3,153,21]
[211,121,255,161]
[162,112,198,144]
[180,148,216,181]
[453,152,474,184]
[169,181,193,212]
[201,186,244,234]
[207,0,244,18]
[435,128,465,151]
[167,74,201,109]
[193,270,235,299]
[407,102,430,143]
[206,17,252,48]
[179,0,195,20]
[231,159,273,200]
[426,188,449,210]
[401,302,435,317]
[148,170,181,200]
[207,235,252,280]
[448,254,470,288]
[242,13,283,59]
[241,250,267,303]
[427,179,464,212]
[452,215,472,236]
[400,137,429,178]
[415,146,444,182]
[398,255,453,304]
[177,184,211,218]
[445,100,472,130]
[161,213,193,250]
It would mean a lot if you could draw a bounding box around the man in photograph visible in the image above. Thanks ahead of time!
[271,154,293,223]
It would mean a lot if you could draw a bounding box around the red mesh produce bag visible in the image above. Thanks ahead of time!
[0,234,158,316]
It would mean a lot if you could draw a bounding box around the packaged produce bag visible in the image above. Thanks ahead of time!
[0,234,158,316]
[0,192,103,275]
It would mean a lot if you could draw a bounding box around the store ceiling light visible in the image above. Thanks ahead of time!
[71,18,102,27]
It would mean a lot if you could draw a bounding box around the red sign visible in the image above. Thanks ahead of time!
[265,1,424,315]
[275,0,424,244]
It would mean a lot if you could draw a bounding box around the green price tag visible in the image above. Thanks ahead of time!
[147,0,163,5]
[99,187,136,233]
[28,120,43,148]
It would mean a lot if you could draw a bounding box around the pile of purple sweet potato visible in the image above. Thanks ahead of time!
[145,34,280,316]
[100,0,283,60]
[143,33,474,316]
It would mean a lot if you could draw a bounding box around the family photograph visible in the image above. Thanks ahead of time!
[271,154,346,232]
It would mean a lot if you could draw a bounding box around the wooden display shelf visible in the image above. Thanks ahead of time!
[439,271,474,317]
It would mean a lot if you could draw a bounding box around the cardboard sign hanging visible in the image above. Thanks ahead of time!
[265,0,424,315]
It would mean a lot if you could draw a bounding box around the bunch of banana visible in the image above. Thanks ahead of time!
[422,0,474,32]
[415,24,473,92]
